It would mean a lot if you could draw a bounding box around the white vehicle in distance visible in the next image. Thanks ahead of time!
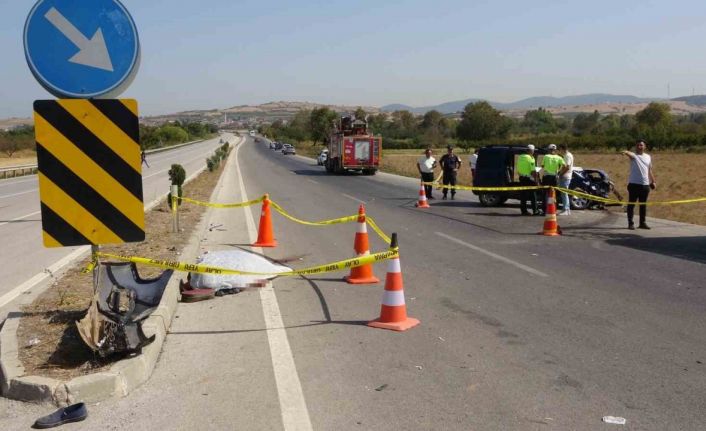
[281,143,296,155]
[317,148,328,165]
[249,130,256,137]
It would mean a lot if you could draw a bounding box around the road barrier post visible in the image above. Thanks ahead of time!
[171,185,180,233]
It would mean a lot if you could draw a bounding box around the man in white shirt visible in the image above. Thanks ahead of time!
[622,140,656,230]
[469,149,479,180]
[557,144,573,215]
[417,148,437,199]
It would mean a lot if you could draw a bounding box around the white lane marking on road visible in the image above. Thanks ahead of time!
[0,210,41,227]
[233,141,313,430]
[342,193,366,204]
[0,177,37,188]
[0,246,89,308]
[435,232,548,277]
[0,189,36,199]
[306,179,318,185]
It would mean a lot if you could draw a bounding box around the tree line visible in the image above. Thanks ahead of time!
[258,101,706,152]
[0,121,219,159]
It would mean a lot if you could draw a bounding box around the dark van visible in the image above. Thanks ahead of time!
[472,145,614,209]
[472,145,547,206]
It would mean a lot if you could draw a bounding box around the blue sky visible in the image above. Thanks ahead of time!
[2,0,706,117]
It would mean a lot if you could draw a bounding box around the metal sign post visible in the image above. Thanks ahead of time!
[171,185,180,233]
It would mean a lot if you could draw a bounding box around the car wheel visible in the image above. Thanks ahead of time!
[569,187,589,210]
[479,193,504,206]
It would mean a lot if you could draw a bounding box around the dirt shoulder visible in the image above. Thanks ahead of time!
[16,161,226,380]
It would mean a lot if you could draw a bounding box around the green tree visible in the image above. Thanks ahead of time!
[367,113,389,135]
[354,107,367,121]
[157,125,189,144]
[522,107,557,134]
[389,110,417,139]
[635,102,672,128]
[572,110,601,135]
[456,101,509,143]
[309,107,338,145]
[418,110,453,147]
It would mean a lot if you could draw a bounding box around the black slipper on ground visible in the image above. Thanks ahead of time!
[33,402,87,429]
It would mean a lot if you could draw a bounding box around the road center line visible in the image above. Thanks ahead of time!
[0,210,41,227]
[435,232,548,277]
[0,189,36,199]
[233,139,313,430]
[342,193,366,204]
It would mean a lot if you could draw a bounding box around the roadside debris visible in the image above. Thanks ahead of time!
[76,263,173,357]
[27,337,40,347]
[415,365,423,370]
[602,416,626,425]
[374,384,388,392]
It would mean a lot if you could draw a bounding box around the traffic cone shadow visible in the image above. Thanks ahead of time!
[415,182,430,208]
[345,204,379,284]
[540,188,561,236]
[252,194,277,247]
[368,233,420,332]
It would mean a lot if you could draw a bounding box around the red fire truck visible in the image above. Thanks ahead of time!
[324,116,381,175]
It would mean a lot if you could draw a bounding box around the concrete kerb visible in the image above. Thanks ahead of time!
[0,136,243,405]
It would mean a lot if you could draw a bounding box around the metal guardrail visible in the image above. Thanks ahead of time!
[0,135,231,180]
[0,164,38,179]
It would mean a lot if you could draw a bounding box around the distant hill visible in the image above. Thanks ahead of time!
[672,95,706,106]
[382,93,660,114]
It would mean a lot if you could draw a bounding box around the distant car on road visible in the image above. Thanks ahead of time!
[282,144,296,155]
[274,142,284,151]
[269,141,276,149]
[317,149,328,165]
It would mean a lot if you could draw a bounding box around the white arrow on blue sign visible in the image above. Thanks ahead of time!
[24,0,140,99]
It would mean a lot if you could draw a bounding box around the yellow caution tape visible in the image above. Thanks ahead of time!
[94,248,398,277]
[81,257,98,274]
[179,195,265,208]
[555,187,706,206]
[366,216,392,245]
[269,200,358,226]
[165,193,394,247]
[422,182,548,191]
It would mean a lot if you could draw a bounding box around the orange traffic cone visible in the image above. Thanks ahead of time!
[540,188,561,236]
[345,205,379,284]
[368,233,420,332]
[415,182,430,208]
[252,194,277,247]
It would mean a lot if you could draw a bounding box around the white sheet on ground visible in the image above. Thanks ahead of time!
[190,249,291,289]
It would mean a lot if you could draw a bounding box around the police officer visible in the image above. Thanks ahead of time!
[518,144,539,215]
[439,145,461,200]
[540,144,566,213]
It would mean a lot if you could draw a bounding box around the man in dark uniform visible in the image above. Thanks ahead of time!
[439,145,461,200]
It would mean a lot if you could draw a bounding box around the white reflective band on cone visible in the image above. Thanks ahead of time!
[382,290,406,306]
[387,258,401,273]
[356,222,367,233]
[547,198,555,204]
[357,250,371,256]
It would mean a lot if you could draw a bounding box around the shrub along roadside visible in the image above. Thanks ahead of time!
[207,142,232,172]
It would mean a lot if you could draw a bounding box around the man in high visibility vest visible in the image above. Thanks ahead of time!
[540,144,565,214]
[517,144,540,215]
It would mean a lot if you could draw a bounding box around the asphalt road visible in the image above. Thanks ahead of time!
[1,136,704,430]
[0,136,227,302]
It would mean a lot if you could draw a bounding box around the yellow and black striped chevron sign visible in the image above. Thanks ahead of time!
[33,99,145,247]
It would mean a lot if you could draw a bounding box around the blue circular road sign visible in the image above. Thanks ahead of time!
[24,0,140,99]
